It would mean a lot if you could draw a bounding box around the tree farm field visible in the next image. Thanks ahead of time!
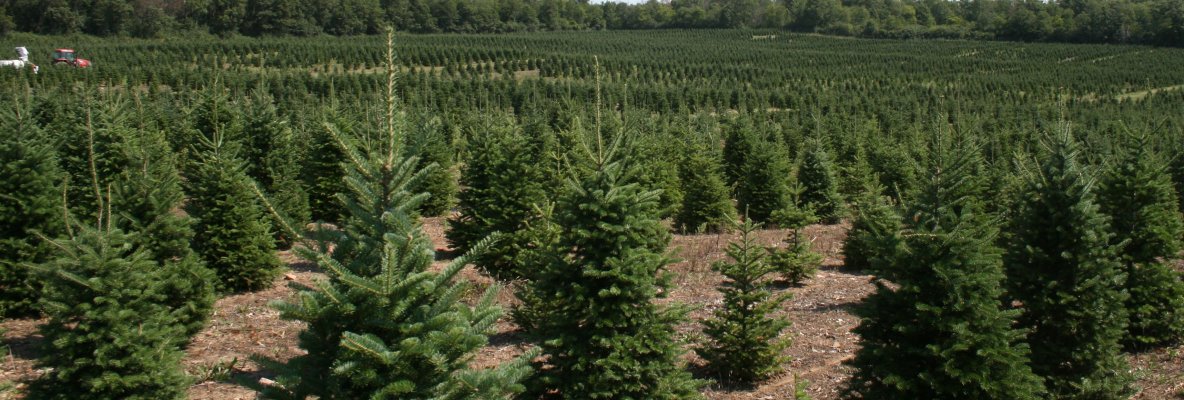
[2,30,1184,399]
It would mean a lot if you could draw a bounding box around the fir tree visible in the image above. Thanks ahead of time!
[257,32,531,399]
[245,86,312,246]
[797,138,845,224]
[522,118,702,398]
[447,117,549,279]
[184,133,282,293]
[303,106,349,224]
[735,136,792,223]
[841,180,899,272]
[406,115,457,217]
[0,100,62,317]
[1004,126,1134,399]
[1097,134,1184,348]
[696,219,793,385]
[845,130,1046,399]
[27,225,189,400]
[674,142,736,234]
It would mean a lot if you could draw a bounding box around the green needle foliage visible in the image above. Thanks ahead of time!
[767,228,822,287]
[406,115,458,217]
[841,180,899,272]
[1003,126,1134,399]
[675,142,736,234]
[447,116,549,279]
[1097,133,1184,348]
[184,132,282,293]
[27,225,189,400]
[0,98,62,318]
[697,219,793,385]
[257,32,531,399]
[735,136,792,223]
[844,130,1046,399]
[522,126,702,399]
[797,138,845,224]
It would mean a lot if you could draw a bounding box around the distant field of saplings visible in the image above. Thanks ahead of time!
[1,29,1183,399]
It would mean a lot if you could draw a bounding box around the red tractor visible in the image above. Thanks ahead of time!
[52,49,91,68]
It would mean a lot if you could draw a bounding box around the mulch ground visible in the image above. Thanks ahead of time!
[2,217,1182,399]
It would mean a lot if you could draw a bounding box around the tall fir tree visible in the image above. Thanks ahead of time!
[257,31,531,399]
[184,132,282,293]
[674,141,736,233]
[27,225,189,400]
[245,86,312,246]
[447,116,549,279]
[521,107,701,398]
[0,97,62,317]
[696,219,793,385]
[1097,133,1184,348]
[844,130,1046,399]
[1003,126,1134,399]
[797,138,845,224]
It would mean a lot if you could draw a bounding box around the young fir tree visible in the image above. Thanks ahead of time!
[844,131,1046,399]
[675,142,736,233]
[0,99,62,317]
[797,138,845,224]
[257,33,531,399]
[303,105,349,224]
[184,132,282,293]
[406,115,457,217]
[521,113,702,398]
[1003,126,1134,399]
[27,224,189,400]
[696,219,793,385]
[735,136,792,223]
[447,117,549,279]
[1097,134,1184,348]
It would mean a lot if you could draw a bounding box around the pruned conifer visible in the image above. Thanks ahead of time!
[675,142,736,233]
[797,138,845,224]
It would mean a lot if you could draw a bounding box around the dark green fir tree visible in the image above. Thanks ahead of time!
[27,225,189,400]
[521,118,702,399]
[842,179,899,272]
[735,137,792,223]
[797,138,845,224]
[406,115,457,217]
[257,32,531,399]
[845,131,1046,399]
[447,116,549,279]
[674,142,736,233]
[184,132,282,293]
[0,99,62,317]
[1004,126,1134,399]
[696,219,793,385]
[1097,133,1184,348]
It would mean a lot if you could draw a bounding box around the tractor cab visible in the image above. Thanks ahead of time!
[52,49,91,68]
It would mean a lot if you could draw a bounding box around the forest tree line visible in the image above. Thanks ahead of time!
[0,0,1182,46]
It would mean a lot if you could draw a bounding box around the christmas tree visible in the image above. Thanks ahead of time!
[1003,125,1133,399]
[674,141,736,233]
[697,219,793,385]
[257,31,531,399]
[845,129,1046,399]
[797,138,845,224]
